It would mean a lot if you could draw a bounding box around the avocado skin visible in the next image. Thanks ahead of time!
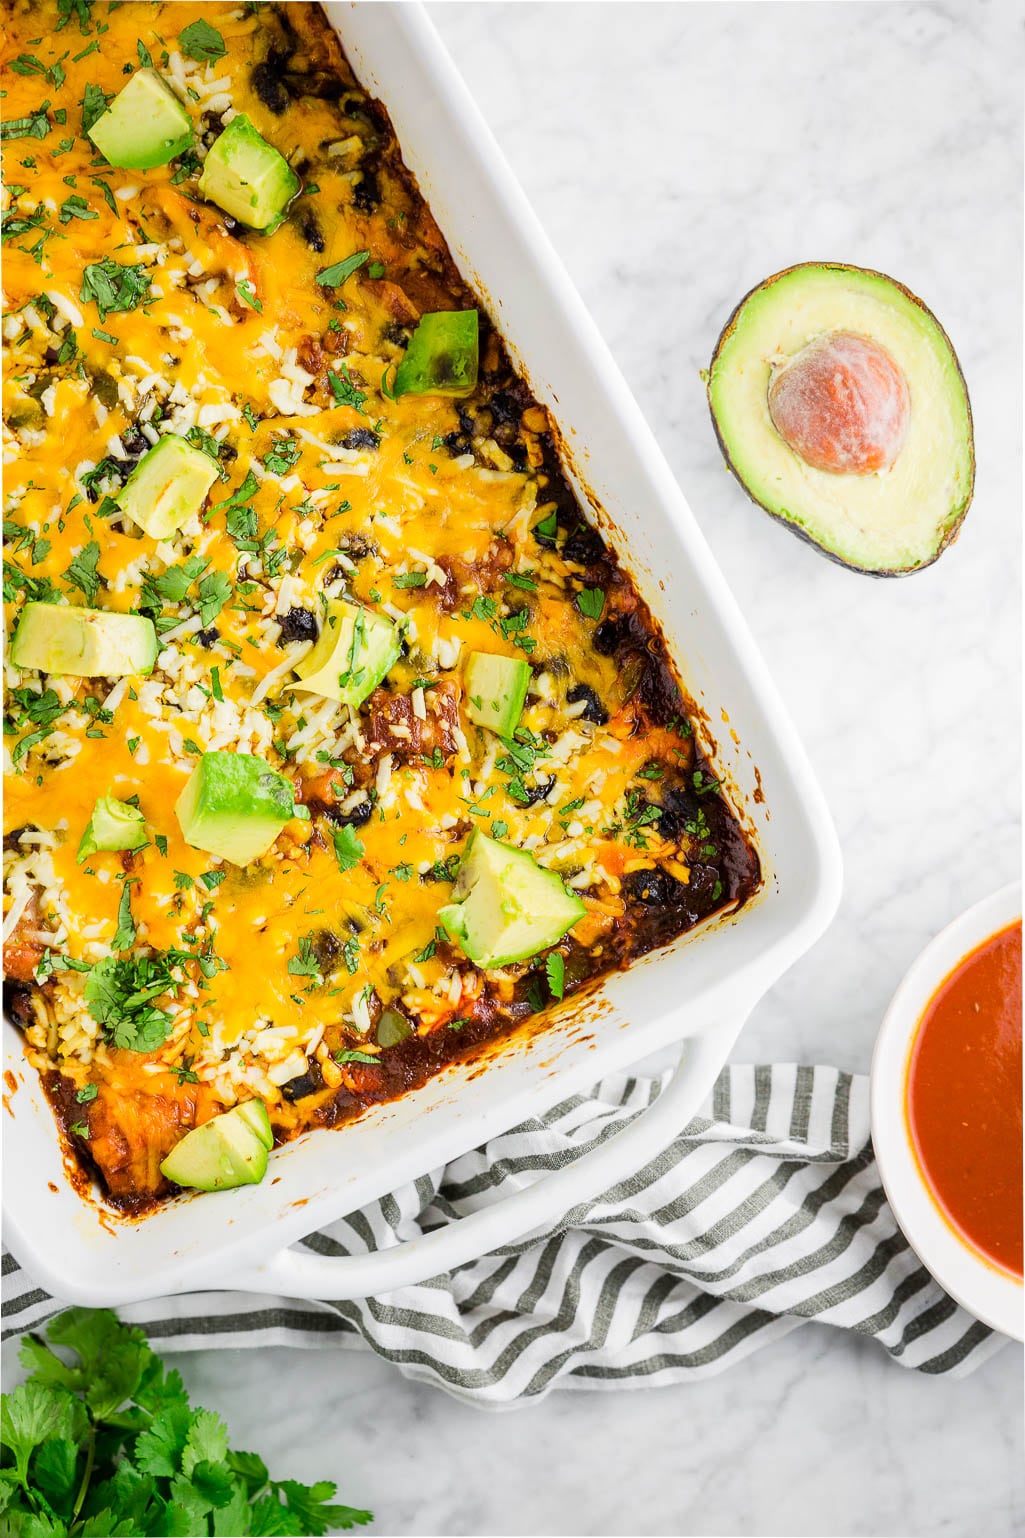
[706,262,975,577]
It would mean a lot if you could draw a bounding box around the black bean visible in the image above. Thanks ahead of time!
[280,1060,325,1102]
[563,522,605,567]
[566,683,608,726]
[299,208,325,253]
[251,57,290,114]
[686,863,720,910]
[519,775,556,807]
[120,425,150,461]
[444,430,473,457]
[657,785,700,840]
[3,983,35,1031]
[324,797,372,829]
[621,868,688,907]
[342,427,379,451]
[592,617,622,656]
[489,389,522,425]
[352,168,380,213]
[194,627,219,648]
[277,607,319,645]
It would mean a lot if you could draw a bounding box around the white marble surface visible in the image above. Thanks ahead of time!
[4,3,1022,1533]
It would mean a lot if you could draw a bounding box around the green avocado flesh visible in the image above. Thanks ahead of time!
[292,599,400,706]
[438,831,586,968]
[197,113,300,231]
[393,310,479,398]
[87,69,193,170]
[116,433,219,539]
[707,263,974,575]
[78,795,147,863]
[464,650,531,737]
[175,750,295,867]
[9,603,158,677]
[160,1101,272,1191]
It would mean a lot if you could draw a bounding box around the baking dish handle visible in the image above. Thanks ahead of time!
[218,1015,749,1302]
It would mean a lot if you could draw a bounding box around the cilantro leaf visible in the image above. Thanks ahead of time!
[331,823,364,874]
[197,569,232,626]
[80,259,151,322]
[134,1404,194,1479]
[545,951,565,1001]
[0,1381,83,1486]
[178,19,226,63]
[140,555,208,611]
[3,1300,372,1533]
[111,881,136,951]
[235,277,262,312]
[316,251,370,288]
[31,1437,79,1517]
[262,436,301,476]
[81,81,111,133]
[287,935,322,980]
[63,541,101,603]
[273,1479,373,1535]
[575,586,605,620]
[327,365,366,414]
[83,954,176,1053]
[181,1409,229,1477]
[1,106,51,143]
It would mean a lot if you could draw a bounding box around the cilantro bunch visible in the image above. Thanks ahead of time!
[0,1310,372,1535]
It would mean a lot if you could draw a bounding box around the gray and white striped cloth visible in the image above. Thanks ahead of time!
[2,1064,1005,1404]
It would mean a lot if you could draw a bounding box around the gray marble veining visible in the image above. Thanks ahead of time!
[3,4,1021,1534]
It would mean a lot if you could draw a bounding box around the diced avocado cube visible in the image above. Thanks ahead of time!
[175,750,296,867]
[116,433,219,539]
[292,599,401,707]
[78,795,147,863]
[87,68,193,170]
[393,310,479,398]
[160,1102,271,1192]
[9,603,158,678]
[464,650,531,737]
[234,1098,273,1150]
[438,831,586,968]
[197,113,300,231]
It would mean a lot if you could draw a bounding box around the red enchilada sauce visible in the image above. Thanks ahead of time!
[906,921,1023,1276]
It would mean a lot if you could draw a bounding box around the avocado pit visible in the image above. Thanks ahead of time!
[767,330,910,475]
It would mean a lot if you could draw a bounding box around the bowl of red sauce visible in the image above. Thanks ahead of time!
[871,883,1022,1340]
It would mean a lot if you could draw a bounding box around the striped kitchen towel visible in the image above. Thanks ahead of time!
[1,1064,1006,1405]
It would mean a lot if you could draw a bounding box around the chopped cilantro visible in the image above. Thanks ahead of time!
[62,540,101,602]
[327,364,366,414]
[316,250,370,287]
[178,17,226,62]
[576,586,605,620]
[80,258,151,321]
[331,823,364,874]
[545,951,565,1001]
[80,81,111,133]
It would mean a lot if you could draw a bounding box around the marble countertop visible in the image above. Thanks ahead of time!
[3,3,1021,1533]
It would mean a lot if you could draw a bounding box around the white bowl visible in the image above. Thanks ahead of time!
[871,883,1023,1340]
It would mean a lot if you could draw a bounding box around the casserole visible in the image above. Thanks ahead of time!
[2,1,841,1304]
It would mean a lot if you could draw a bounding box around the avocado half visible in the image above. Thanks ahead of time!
[706,263,975,575]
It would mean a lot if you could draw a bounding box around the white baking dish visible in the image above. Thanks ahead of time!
[2,1,842,1306]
